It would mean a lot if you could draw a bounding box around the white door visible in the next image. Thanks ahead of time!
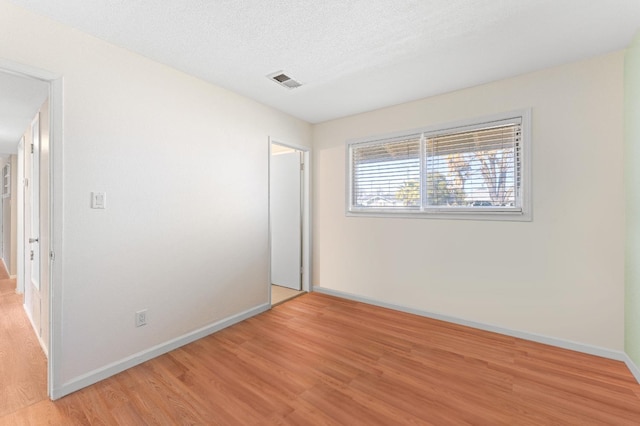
[30,115,40,292]
[17,138,24,294]
[270,150,302,290]
[24,114,41,335]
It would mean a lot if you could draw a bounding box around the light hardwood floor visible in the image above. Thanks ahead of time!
[2,290,640,424]
[271,284,305,306]
[0,267,48,421]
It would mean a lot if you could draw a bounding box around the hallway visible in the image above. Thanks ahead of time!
[0,263,47,419]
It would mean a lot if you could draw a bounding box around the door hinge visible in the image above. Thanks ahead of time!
[24,178,28,188]
[30,250,34,261]
[31,143,34,154]
[50,251,55,261]
[300,162,304,172]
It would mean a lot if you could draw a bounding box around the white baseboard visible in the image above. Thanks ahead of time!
[49,288,640,400]
[623,353,640,384]
[312,286,629,365]
[51,303,270,400]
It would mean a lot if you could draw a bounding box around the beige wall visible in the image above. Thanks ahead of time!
[625,32,640,368]
[313,52,625,350]
[0,0,632,396]
[0,0,311,396]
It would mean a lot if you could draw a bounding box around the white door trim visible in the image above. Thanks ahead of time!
[0,59,63,400]
[268,138,311,303]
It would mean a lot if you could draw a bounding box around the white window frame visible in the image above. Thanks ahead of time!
[346,109,532,221]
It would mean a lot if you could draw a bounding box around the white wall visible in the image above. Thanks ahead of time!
[0,0,311,396]
[625,32,640,368]
[313,52,625,350]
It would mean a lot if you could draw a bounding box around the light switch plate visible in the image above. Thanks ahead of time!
[91,192,106,209]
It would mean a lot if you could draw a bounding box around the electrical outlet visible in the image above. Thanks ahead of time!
[135,309,147,327]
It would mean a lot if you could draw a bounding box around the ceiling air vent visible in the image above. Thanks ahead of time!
[267,71,302,89]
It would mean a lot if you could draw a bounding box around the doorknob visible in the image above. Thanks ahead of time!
[29,237,39,243]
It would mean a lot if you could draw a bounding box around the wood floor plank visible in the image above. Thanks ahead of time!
[0,278,16,297]
[3,291,640,424]
[0,276,48,419]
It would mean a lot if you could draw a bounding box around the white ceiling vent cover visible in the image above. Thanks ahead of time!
[268,71,302,89]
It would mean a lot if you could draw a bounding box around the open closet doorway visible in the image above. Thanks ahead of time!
[269,139,310,306]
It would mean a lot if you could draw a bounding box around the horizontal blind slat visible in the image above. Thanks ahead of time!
[350,119,522,211]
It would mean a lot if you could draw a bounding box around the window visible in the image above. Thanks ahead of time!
[347,110,531,220]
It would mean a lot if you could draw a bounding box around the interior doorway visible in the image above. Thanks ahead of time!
[21,106,49,354]
[269,139,310,305]
[0,59,63,399]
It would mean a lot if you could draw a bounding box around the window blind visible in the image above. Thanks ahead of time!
[347,110,529,219]
[425,121,521,209]
[351,136,421,209]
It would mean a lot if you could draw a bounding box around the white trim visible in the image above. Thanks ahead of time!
[623,353,640,384]
[268,137,312,301]
[312,286,629,365]
[0,58,64,400]
[0,59,59,82]
[347,110,529,149]
[48,75,64,401]
[345,109,532,222]
[51,302,269,400]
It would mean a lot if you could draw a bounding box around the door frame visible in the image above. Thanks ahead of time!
[268,137,311,304]
[0,59,63,400]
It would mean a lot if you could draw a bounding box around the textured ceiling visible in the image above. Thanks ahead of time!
[0,71,48,153]
[5,0,640,124]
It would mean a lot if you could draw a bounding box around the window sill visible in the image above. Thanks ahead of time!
[346,209,532,222]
